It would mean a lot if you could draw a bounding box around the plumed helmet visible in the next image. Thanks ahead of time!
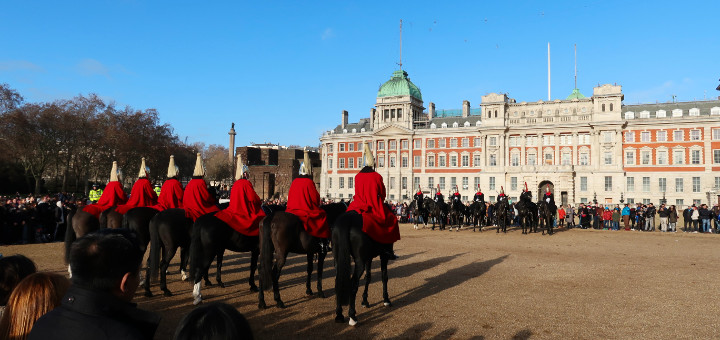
[193,153,206,177]
[363,142,374,167]
[500,186,504,194]
[138,158,149,178]
[546,184,550,193]
[167,155,179,178]
[299,148,312,176]
[110,161,120,182]
[235,155,249,180]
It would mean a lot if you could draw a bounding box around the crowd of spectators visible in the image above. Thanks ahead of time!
[0,193,83,245]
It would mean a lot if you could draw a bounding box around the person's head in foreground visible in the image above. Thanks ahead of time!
[0,272,70,340]
[174,302,254,340]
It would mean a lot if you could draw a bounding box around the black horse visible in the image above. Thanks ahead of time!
[469,201,487,232]
[189,213,260,305]
[144,208,197,297]
[427,200,447,230]
[537,201,554,235]
[448,199,465,232]
[257,203,346,309]
[516,191,538,234]
[495,199,510,233]
[64,206,123,264]
[408,198,429,229]
[333,211,394,326]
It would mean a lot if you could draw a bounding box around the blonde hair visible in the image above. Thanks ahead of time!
[0,273,70,340]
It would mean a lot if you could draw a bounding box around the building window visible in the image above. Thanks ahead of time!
[414,176,420,188]
[602,104,606,112]
[462,138,469,147]
[357,157,362,167]
[451,177,457,190]
[414,139,422,148]
[578,134,590,144]
[450,139,458,148]
[625,150,635,165]
[450,155,458,167]
[339,177,345,189]
[511,177,518,191]
[389,156,396,167]
[580,177,588,191]
[414,155,421,167]
[511,153,520,166]
[438,139,446,148]
[673,149,684,165]
[690,130,701,141]
[427,155,435,167]
[427,139,435,148]
[348,143,355,151]
[625,131,635,143]
[641,150,651,165]
[401,177,407,190]
[714,150,720,164]
[603,152,612,165]
[610,103,614,111]
[401,156,408,168]
[656,130,667,142]
[526,136,538,146]
[641,131,650,142]
[474,177,480,188]
[473,138,481,147]
[489,154,497,166]
[657,150,668,165]
[439,177,445,190]
[545,152,553,165]
[428,177,434,189]
[348,177,354,189]
[401,140,408,149]
[462,177,469,190]
[378,156,385,167]
[626,177,634,191]
[461,155,469,167]
[389,177,395,189]
[328,144,334,153]
[489,177,496,190]
[675,178,683,192]
[715,177,720,190]
[579,152,589,165]
[348,157,355,168]
[377,141,385,150]
[691,150,701,165]
[676,199,683,207]
[673,130,683,141]
[602,132,612,143]
[473,154,481,166]
[527,152,537,166]
[659,178,666,192]
[643,177,650,192]
[604,176,612,191]
[713,129,720,140]
[509,136,518,146]
[439,155,446,167]
[339,143,345,152]
[339,158,345,169]
[543,135,555,145]
[328,158,333,169]
[692,177,701,192]
[389,140,397,150]
[489,137,497,146]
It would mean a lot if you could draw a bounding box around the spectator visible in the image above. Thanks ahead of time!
[0,273,70,340]
[611,207,621,231]
[691,205,700,233]
[0,255,37,317]
[557,206,565,228]
[668,205,678,232]
[658,204,669,232]
[699,204,712,233]
[602,207,612,230]
[28,229,161,340]
[629,205,637,230]
[622,204,631,230]
[713,203,720,232]
[644,203,656,232]
[174,303,254,340]
[683,205,693,232]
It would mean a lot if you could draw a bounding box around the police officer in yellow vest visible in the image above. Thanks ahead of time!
[89,184,103,203]
[153,184,161,196]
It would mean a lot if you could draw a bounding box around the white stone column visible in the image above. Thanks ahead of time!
[520,134,526,166]
[553,132,560,166]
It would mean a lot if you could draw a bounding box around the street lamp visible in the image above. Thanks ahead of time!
[662,191,666,204]
[620,192,624,204]
[593,192,597,204]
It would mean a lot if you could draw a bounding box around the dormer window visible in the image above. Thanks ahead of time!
[689,108,700,116]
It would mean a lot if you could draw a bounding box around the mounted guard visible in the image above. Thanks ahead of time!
[214,156,266,236]
[183,153,220,221]
[544,184,557,216]
[473,185,485,203]
[285,149,329,252]
[115,158,158,215]
[82,161,127,218]
[152,155,184,211]
[434,185,444,204]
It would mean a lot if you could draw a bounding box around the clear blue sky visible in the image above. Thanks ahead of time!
[2,1,718,148]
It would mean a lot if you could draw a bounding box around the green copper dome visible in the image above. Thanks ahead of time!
[377,70,422,101]
[566,88,586,100]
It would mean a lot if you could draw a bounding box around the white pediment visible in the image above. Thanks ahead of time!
[373,124,413,136]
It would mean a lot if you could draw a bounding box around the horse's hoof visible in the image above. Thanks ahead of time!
[193,296,202,306]
[349,317,358,326]
[144,291,153,298]
[277,301,286,309]
[138,279,146,287]
[218,282,226,289]
[180,270,188,281]
[204,280,213,287]
[258,302,267,310]
[318,291,326,299]
[306,289,314,296]
[335,315,345,323]
[383,301,392,307]
[361,301,370,308]
[163,290,173,297]
[249,286,259,293]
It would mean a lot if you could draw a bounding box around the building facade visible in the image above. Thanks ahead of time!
[235,145,320,200]
[319,69,720,207]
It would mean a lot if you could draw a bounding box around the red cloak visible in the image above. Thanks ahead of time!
[214,179,266,236]
[115,178,158,214]
[286,177,328,238]
[183,178,220,221]
[82,181,127,218]
[151,178,184,211]
[346,171,400,244]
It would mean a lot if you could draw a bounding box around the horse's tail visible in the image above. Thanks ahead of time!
[148,213,161,280]
[259,214,274,291]
[188,216,204,280]
[333,212,353,306]
[64,210,76,265]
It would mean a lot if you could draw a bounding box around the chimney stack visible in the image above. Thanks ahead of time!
[462,100,470,117]
[428,102,435,119]
[341,110,349,129]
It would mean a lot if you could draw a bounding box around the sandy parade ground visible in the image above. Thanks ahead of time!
[2,223,719,339]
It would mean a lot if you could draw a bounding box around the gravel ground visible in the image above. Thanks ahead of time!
[2,224,719,339]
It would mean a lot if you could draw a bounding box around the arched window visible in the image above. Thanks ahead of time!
[610,103,614,111]
[494,110,498,118]
[602,104,606,112]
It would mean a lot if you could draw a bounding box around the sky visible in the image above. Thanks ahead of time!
[2,1,719,148]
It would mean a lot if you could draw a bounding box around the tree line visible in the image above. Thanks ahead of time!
[0,83,232,195]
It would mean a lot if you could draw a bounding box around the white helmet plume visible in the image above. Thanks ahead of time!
[138,158,149,178]
[110,161,119,182]
[167,155,179,178]
[193,153,205,177]
[363,142,374,167]
[235,155,249,180]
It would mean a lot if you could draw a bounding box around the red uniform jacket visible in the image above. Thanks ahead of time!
[82,181,127,218]
[286,177,328,238]
[183,178,220,221]
[115,178,158,214]
[346,171,400,244]
[152,178,184,211]
[214,179,266,236]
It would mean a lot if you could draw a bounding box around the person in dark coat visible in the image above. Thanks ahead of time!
[28,229,160,340]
